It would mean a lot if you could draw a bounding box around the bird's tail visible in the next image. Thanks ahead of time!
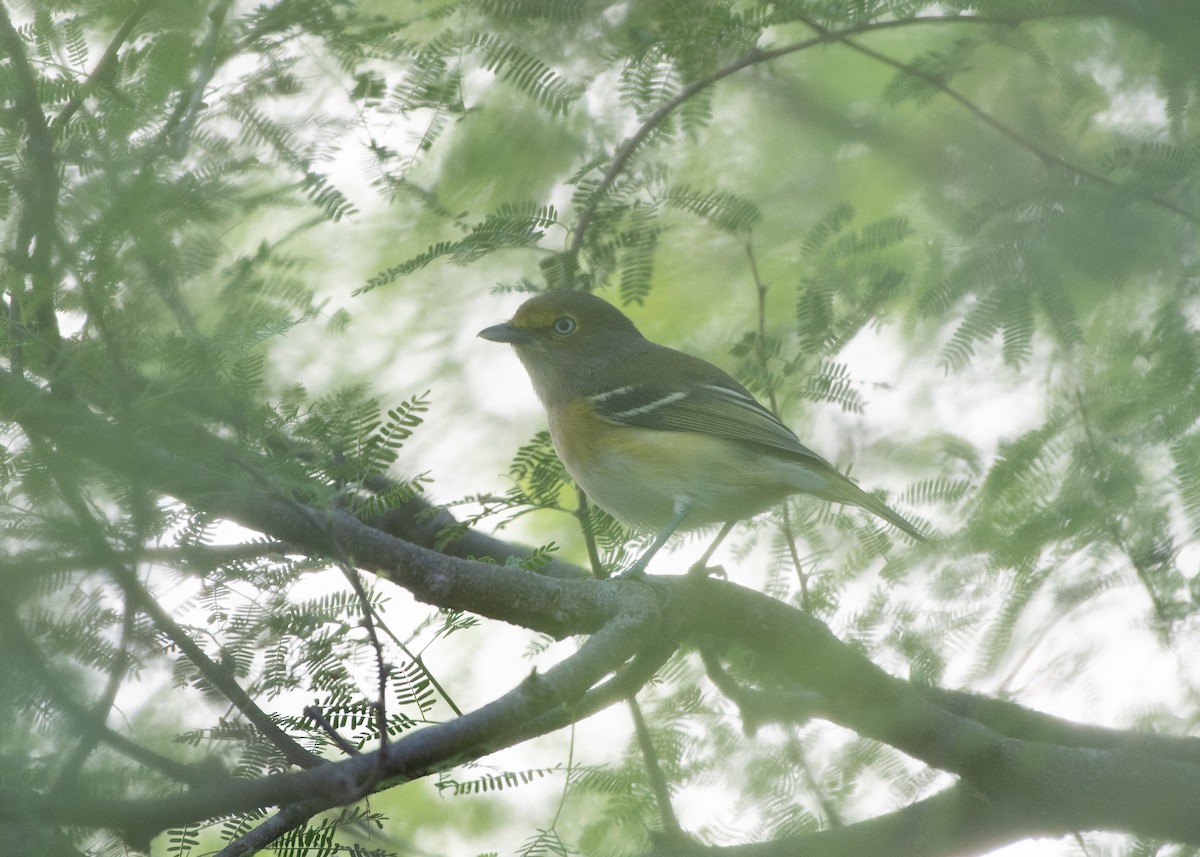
[825,471,926,542]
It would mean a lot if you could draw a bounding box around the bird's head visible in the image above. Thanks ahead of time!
[479,290,645,404]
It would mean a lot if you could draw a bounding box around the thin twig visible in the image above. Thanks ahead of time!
[8,541,296,583]
[576,488,608,578]
[569,12,1196,258]
[165,0,235,158]
[53,0,158,128]
[50,600,137,795]
[303,705,362,757]
[744,240,812,608]
[0,5,62,353]
[392,636,463,718]
[798,15,1200,225]
[336,561,393,759]
[131,564,327,768]
[227,456,395,774]
[780,505,811,610]
[38,450,324,770]
[792,742,843,828]
[627,696,683,838]
[1072,388,1176,626]
[215,798,324,857]
[549,723,576,829]
[0,595,213,787]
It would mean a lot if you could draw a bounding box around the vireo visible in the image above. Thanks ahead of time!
[479,290,924,574]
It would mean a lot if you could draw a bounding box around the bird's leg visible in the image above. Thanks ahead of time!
[620,500,689,577]
[688,520,736,578]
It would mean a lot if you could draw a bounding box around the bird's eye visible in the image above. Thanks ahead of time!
[553,316,577,335]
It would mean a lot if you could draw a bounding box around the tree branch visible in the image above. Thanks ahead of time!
[0,366,612,637]
[361,477,587,580]
[704,646,1200,770]
[165,0,234,158]
[642,784,1035,857]
[53,0,158,128]
[216,799,324,857]
[1,577,663,847]
[568,10,1196,260]
[0,5,62,354]
[33,450,325,773]
[7,541,300,583]
[3,352,1200,850]
[630,696,683,839]
[49,599,137,795]
[0,595,215,788]
[796,16,1200,225]
[685,577,1200,844]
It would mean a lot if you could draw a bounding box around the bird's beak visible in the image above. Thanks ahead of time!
[478,321,534,344]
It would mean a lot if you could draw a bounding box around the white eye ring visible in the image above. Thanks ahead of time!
[553,316,577,335]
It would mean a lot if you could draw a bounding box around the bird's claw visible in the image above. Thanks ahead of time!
[687,562,726,579]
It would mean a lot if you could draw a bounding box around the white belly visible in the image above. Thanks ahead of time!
[554,424,819,532]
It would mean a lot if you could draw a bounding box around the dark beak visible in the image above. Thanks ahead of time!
[478,321,533,344]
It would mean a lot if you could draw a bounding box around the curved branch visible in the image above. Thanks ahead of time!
[165,0,234,158]
[569,10,1196,260]
[4,363,1200,849]
[361,477,588,580]
[921,686,1200,767]
[567,14,1058,254]
[0,366,608,637]
[31,440,325,773]
[643,784,1034,857]
[53,0,157,129]
[798,17,1199,224]
[685,577,1200,845]
[1,577,663,847]
[0,596,211,788]
[118,570,326,770]
[8,542,298,583]
[703,643,1200,769]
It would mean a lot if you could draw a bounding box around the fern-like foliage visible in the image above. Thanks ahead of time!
[665,184,762,235]
[517,827,572,857]
[507,430,569,510]
[5,2,1200,856]
[469,33,582,115]
[1173,432,1200,540]
[442,765,560,795]
[795,207,912,352]
[882,36,983,107]
[359,204,561,293]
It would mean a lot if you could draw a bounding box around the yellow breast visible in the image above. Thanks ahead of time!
[547,398,796,531]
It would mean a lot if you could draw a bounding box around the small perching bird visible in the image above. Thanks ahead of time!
[479,290,924,575]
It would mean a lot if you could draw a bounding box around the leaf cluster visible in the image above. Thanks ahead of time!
[4,2,1200,857]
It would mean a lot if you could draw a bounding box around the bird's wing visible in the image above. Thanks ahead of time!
[588,379,833,467]
[588,378,926,541]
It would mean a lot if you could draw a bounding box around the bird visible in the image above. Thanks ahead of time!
[479,289,924,575]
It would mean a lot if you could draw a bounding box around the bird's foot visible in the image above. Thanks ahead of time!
[616,561,648,579]
[687,561,726,579]
[608,566,673,607]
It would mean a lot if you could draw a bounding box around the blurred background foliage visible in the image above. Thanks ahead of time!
[1,0,1198,855]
